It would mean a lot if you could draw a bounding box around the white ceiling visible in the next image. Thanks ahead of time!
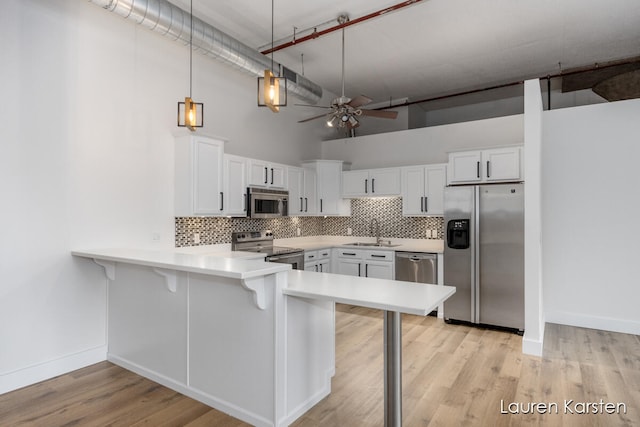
[174,0,640,106]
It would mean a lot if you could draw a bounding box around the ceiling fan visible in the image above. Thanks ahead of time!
[297,15,398,130]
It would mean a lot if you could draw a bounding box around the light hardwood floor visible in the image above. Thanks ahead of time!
[2,304,639,426]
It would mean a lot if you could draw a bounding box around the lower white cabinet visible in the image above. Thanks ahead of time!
[304,249,331,273]
[335,248,394,280]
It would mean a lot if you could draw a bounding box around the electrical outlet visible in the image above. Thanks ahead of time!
[296,227,301,236]
[347,227,353,235]
[193,233,200,244]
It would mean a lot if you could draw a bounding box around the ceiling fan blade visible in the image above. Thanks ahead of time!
[347,95,373,108]
[359,109,398,119]
[294,103,332,109]
[298,113,329,123]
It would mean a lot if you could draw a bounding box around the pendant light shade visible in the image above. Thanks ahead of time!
[177,0,203,131]
[258,69,287,112]
[178,97,203,130]
[258,0,287,112]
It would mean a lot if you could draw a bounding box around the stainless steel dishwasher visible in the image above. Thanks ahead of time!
[395,252,437,284]
[395,251,438,315]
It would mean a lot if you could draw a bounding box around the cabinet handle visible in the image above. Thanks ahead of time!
[372,178,375,193]
[264,167,268,184]
[319,264,323,272]
[271,168,274,184]
[220,192,224,211]
[420,196,424,212]
[365,264,369,277]
[305,197,308,212]
[315,265,318,272]
[425,196,428,212]
[343,252,357,256]
[477,161,480,178]
[308,255,315,259]
[486,161,490,178]
[365,179,368,193]
[320,199,323,212]
[244,192,248,212]
[358,263,361,277]
[371,254,386,258]
[300,197,303,212]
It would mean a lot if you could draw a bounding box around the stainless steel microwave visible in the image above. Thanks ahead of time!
[247,187,288,218]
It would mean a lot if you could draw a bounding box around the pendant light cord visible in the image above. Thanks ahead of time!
[270,0,274,74]
[189,0,193,98]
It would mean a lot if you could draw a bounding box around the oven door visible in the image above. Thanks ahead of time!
[266,252,304,270]
[249,193,288,218]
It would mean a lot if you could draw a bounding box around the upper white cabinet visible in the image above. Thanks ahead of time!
[302,160,351,216]
[223,154,248,216]
[401,164,446,216]
[342,168,401,198]
[248,159,287,189]
[287,166,317,216]
[448,146,522,185]
[175,135,224,216]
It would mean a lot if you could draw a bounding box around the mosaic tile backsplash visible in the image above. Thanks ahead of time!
[175,197,444,247]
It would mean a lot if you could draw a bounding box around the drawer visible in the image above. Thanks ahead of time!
[365,250,394,262]
[304,250,318,262]
[317,249,331,259]
[337,249,363,259]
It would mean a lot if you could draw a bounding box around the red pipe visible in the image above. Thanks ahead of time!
[261,0,425,55]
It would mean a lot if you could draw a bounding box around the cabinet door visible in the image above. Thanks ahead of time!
[401,166,426,215]
[336,259,361,277]
[318,259,331,273]
[342,170,369,197]
[448,151,482,184]
[304,262,318,272]
[364,262,394,280]
[248,160,269,187]
[269,164,287,188]
[303,169,318,215]
[483,147,521,182]
[223,155,247,216]
[193,138,224,215]
[317,162,349,215]
[369,168,401,196]
[424,164,446,215]
[287,167,304,215]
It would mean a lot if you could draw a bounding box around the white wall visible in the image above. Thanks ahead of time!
[542,98,640,334]
[321,114,524,168]
[0,0,323,393]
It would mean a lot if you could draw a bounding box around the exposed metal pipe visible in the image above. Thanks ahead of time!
[261,0,425,55]
[88,0,323,104]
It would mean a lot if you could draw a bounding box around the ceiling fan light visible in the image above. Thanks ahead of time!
[348,115,359,127]
[327,116,338,127]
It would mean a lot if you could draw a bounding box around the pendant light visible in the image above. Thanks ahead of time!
[177,0,203,130]
[257,0,287,112]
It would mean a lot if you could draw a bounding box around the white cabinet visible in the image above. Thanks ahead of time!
[304,249,331,273]
[288,166,317,216]
[342,168,401,197]
[335,249,394,279]
[223,154,247,216]
[302,160,351,216]
[401,164,446,216]
[175,135,225,216]
[248,159,287,189]
[448,147,522,185]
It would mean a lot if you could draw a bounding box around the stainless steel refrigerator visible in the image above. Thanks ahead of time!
[443,183,524,331]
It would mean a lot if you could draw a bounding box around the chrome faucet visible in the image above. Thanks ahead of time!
[370,218,381,244]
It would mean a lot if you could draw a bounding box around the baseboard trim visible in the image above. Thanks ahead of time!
[545,310,640,336]
[0,345,107,395]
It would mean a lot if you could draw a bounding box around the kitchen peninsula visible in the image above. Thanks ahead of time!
[72,248,454,427]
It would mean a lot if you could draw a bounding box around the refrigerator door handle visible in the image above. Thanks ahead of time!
[473,185,480,324]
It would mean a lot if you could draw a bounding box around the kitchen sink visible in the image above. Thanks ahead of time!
[344,242,400,248]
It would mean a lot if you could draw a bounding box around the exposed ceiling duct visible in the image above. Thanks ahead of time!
[88,0,323,105]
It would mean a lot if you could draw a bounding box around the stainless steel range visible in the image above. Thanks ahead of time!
[231,230,304,270]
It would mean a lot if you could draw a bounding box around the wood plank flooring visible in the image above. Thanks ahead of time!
[2,304,639,426]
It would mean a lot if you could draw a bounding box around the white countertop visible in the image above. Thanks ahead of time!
[72,248,288,280]
[285,270,455,316]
